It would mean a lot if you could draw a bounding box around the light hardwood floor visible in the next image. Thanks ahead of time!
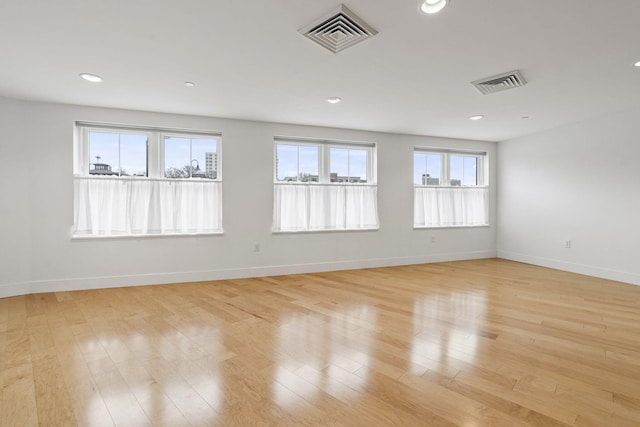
[1,258,640,426]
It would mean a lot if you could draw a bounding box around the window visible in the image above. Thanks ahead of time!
[73,123,222,237]
[450,154,479,186]
[275,143,319,182]
[413,152,443,185]
[414,148,488,228]
[88,130,148,176]
[164,135,218,179]
[329,147,368,183]
[273,137,378,232]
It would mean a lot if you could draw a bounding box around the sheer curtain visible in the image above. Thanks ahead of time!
[414,187,488,227]
[274,184,379,232]
[73,177,223,236]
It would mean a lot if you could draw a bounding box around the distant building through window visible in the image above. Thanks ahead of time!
[89,156,119,175]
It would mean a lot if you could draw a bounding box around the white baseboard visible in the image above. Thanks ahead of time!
[0,250,496,298]
[497,250,640,286]
[0,281,32,299]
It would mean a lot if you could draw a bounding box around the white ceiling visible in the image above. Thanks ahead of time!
[1,0,640,142]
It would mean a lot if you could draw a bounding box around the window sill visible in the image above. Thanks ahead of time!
[413,225,490,230]
[413,185,489,189]
[274,182,377,187]
[71,231,224,240]
[74,175,221,183]
[273,227,379,235]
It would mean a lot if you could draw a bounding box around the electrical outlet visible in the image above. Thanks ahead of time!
[253,243,260,252]
[431,236,436,243]
[564,240,571,249]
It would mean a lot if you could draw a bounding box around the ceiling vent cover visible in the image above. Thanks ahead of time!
[471,70,527,95]
[299,4,378,54]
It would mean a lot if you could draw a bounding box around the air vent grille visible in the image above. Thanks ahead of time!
[299,5,377,54]
[471,70,527,95]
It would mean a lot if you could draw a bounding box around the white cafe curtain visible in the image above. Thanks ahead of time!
[73,177,222,236]
[274,184,379,232]
[414,187,488,227]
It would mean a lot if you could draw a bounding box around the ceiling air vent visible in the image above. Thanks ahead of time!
[471,70,527,95]
[299,4,378,54]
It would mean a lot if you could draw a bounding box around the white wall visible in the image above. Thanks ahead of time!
[0,96,496,297]
[0,98,31,292]
[497,107,640,285]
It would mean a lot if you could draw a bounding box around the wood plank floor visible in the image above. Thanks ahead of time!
[2,259,640,426]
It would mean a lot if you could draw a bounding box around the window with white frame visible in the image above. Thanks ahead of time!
[73,123,222,237]
[413,148,488,227]
[273,137,378,232]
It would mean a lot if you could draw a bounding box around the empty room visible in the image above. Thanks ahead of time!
[1,0,640,425]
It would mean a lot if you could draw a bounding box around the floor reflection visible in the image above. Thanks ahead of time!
[273,304,377,407]
[82,320,225,426]
[411,291,486,372]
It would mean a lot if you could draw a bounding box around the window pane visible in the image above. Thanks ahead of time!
[276,142,369,184]
[463,156,477,186]
[348,149,367,183]
[414,152,442,185]
[450,155,463,186]
[414,152,426,185]
[119,134,147,176]
[330,147,368,183]
[89,131,147,176]
[298,145,319,182]
[425,154,441,185]
[89,131,119,176]
[191,138,217,179]
[450,155,478,186]
[330,147,349,182]
[276,144,299,181]
[164,136,191,178]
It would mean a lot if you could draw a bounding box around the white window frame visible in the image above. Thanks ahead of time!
[160,131,222,180]
[75,126,153,177]
[273,136,379,233]
[274,136,376,185]
[73,122,223,238]
[273,140,322,183]
[413,148,487,188]
[326,143,375,183]
[74,123,222,180]
[413,147,489,228]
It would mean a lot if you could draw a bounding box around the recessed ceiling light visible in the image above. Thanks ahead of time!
[634,61,640,67]
[184,81,195,87]
[469,115,484,121]
[420,0,448,14]
[79,73,103,83]
[327,97,342,104]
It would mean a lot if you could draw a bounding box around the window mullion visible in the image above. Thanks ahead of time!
[296,146,300,181]
[189,138,193,178]
[320,144,328,183]
[368,147,374,184]
[117,133,122,177]
[424,154,428,185]
[154,132,162,179]
[79,127,89,175]
[461,156,466,185]
[443,154,449,186]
